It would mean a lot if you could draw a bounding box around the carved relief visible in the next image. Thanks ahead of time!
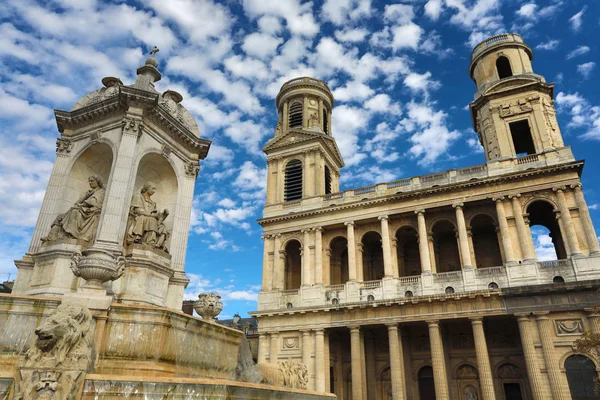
[456,365,478,379]
[256,361,308,390]
[555,319,584,335]
[282,336,299,349]
[122,117,144,138]
[185,161,200,177]
[125,182,170,252]
[452,334,474,349]
[497,363,522,379]
[55,138,73,154]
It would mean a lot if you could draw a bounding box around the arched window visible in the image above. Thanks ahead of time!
[362,231,384,281]
[284,240,302,290]
[284,159,303,201]
[289,101,303,128]
[418,366,436,400]
[496,56,513,79]
[329,237,349,284]
[527,200,567,260]
[432,220,461,272]
[471,214,503,268]
[565,355,598,400]
[396,226,421,276]
[324,165,332,194]
[323,108,329,134]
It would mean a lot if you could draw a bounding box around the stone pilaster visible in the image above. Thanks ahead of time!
[324,332,330,393]
[416,210,432,273]
[276,159,284,203]
[350,326,364,400]
[272,234,282,290]
[302,229,312,286]
[304,151,315,197]
[585,308,600,333]
[516,315,546,400]
[572,184,600,254]
[510,194,536,261]
[428,320,449,400]
[471,318,496,400]
[453,203,473,268]
[379,215,394,277]
[536,314,572,400]
[261,235,273,291]
[269,332,279,363]
[346,221,357,281]
[258,333,268,363]
[315,329,326,392]
[314,227,323,285]
[387,324,406,400]
[554,187,582,256]
[493,197,515,263]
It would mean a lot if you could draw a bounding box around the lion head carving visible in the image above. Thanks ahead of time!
[24,303,93,369]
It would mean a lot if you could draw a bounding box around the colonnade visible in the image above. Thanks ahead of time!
[261,188,600,291]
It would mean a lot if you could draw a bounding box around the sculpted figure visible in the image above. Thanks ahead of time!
[125,183,169,252]
[17,303,93,400]
[42,176,105,243]
[256,361,308,390]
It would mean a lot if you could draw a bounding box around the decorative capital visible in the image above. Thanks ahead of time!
[344,221,355,227]
[184,161,200,178]
[161,144,172,159]
[508,193,521,200]
[570,183,583,191]
[313,226,323,233]
[552,186,566,193]
[56,138,73,155]
[378,215,389,221]
[492,196,505,203]
[414,209,425,215]
[452,202,465,209]
[122,117,144,138]
[301,228,311,234]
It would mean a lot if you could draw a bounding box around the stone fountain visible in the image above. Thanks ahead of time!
[0,49,334,400]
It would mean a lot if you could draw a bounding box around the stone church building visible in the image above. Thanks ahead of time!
[252,34,600,400]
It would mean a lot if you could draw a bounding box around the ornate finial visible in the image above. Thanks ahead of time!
[150,46,160,57]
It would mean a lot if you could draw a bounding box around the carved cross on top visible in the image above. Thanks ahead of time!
[150,46,159,57]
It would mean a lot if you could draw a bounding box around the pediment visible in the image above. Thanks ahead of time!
[263,130,345,167]
[483,75,544,96]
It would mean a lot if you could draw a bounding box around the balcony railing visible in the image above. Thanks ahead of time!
[360,280,382,289]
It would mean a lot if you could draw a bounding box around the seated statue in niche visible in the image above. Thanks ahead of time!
[41,175,105,243]
[125,183,170,252]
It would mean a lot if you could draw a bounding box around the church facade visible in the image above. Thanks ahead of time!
[252,34,600,400]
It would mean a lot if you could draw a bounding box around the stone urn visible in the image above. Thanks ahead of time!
[194,293,223,321]
[70,248,126,291]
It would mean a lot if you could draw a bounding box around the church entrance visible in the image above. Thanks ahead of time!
[418,366,436,400]
[565,355,598,400]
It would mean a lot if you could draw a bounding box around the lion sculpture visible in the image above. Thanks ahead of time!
[256,361,309,390]
[17,303,94,400]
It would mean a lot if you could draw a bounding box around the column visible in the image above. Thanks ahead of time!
[261,235,273,291]
[536,314,572,400]
[510,194,536,260]
[350,326,364,400]
[516,315,546,400]
[357,243,364,281]
[324,332,331,393]
[314,227,323,285]
[283,102,289,131]
[494,197,515,263]
[276,159,284,203]
[272,234,282,290]
[428,234,437,272]
[315,329,326,392]
[554,187,583,256]
[302,229,312,286]
[416,210,432,272]
[392,238,400,277]
[301,330,312,389]
[387,324,406,400]
[269,332,279,363]
[379,215,395,277]
[556,215,572,256]
[258,333,268,363]
[572,184,600,254]
[346,222,357,281]
[266,159,277,204]
[428,320,449,400]
[305,151,315,197]
[454,203,473,268]
[335,339,345,398]
[471,318,496,400]
[586,308,600,333]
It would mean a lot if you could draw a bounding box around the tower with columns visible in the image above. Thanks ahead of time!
[253,34,600,400]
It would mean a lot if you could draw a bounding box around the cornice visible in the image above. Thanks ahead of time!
[258,161,584,226]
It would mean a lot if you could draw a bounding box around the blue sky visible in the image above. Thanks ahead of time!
[0,0,599,319]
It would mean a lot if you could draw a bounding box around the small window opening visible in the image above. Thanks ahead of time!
[323,108,329,134]
[488,282,499,290]
[324,165,332,195]
[445,286,455,294]
[332,298,339,305]
[289,102,303,128]
[287,302,294,309]
[510,120,536,156]
[496,56,513,79]
[553,276,565,283]
[284,160,303,201]
[405,291,413,298]
[367,295,375,301]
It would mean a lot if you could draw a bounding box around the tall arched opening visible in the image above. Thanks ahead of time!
[471,214,503,268]
[284,240,302,290]
[330,236,349,285]
[432,220,461,273]
[418,366,436,400]
[565,355,598,400]
[527,200,567,260]
[362,231,384,281]
[496,56,513,79]
[396,226,421,277]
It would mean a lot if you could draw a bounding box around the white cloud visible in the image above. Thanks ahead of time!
[364,94,401,114]
[223,55,269,81]
[242,32,283,60]
[257,15,282,34]
[403,71,440,94]
[566,46,590,60]
[332,81,374,102]
[331,105,369,166]
[242,0,319,37]
[217,198,236,208]
[536,40,559,51]
[577,62,595,79]
[424,0,444,20]
[446,0,504,47]
[390,23,423,51]
[334,28,369,43]
[322,0,372,25]
[383,4,414,25]
[223,120,267,155]
[555,92,600,141]
[516,3,537,18]
[569,7,586,31]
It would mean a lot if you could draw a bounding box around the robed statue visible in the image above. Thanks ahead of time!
[125,183,170,252]
[41,176,105,243]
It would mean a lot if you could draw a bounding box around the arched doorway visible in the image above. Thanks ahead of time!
[362,231,384,281]
[470,214,503,268]
[396,226,421,276]
[330,237,349,284]
[380,367,392,400]
[497,363,525,400]
[432,220,461,273]
[565,355,598,400]
[284,240,302,290]
[527,200,567,260]
[418,366,436,400]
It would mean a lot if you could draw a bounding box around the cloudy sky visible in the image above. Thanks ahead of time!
[1,0,599,319]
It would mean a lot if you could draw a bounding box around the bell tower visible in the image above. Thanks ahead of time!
[263,77,344,205]
[469,34,572,165]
